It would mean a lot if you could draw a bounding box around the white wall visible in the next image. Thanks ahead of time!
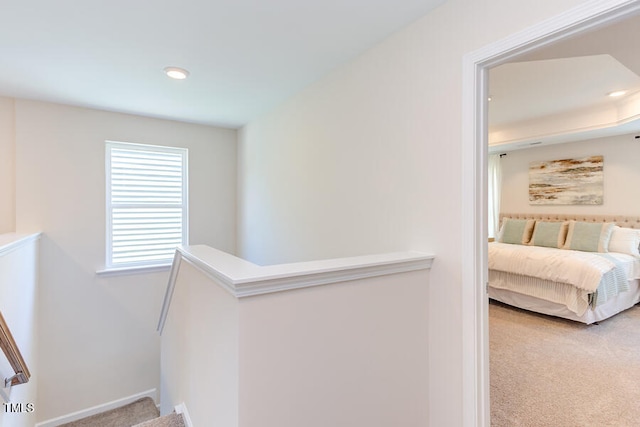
[500,133,640,215]
[238,270,429,427]
[0,235,39,427]
[237,0,590,424]
[160,251,430,427]
[160,261,239,427]
[0,98,15,234]
[10,99,237,421]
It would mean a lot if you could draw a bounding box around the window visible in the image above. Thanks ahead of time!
[105,141,188,271]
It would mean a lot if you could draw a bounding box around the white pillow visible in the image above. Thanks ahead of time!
[608,226,640,257]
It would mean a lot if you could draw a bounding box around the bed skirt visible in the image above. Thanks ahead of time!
[488,278,640,324]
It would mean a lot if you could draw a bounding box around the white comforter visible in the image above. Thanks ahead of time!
[488,242,614,292]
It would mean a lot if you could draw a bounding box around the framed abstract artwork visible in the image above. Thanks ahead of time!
[529,155,603,205]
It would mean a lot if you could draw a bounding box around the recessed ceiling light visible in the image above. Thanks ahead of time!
[164,67,190,80]
[607,90,627,97]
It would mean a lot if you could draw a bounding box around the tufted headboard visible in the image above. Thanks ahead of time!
[500,213,640,229]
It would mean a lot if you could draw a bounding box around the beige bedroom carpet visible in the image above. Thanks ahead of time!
[490,300,640,427]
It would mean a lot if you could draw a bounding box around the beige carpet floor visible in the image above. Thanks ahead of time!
[490,300,640,427]
[59,397,159,427]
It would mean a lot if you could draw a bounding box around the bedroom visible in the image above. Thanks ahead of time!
[486,11,640,425]
[487,9,640,320]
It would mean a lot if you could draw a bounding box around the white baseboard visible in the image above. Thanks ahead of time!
[174,403,193,427]
[35,389,158,427]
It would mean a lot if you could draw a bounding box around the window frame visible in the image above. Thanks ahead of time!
[102,140,189,274]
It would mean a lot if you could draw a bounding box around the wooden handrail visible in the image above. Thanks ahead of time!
[0,310,30,387]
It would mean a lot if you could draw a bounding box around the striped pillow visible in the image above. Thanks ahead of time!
[499,219,535,245]
[529,221,569,249]
[563,221,614,252]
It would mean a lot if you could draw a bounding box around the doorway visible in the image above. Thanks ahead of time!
[462,1,640,425]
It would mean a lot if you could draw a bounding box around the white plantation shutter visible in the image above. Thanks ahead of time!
[106,141,188,269]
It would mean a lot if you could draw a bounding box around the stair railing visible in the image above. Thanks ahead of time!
[0,310,30,387]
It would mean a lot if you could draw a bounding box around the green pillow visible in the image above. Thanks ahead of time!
[563,221,614,252]
[499,219,535,245]
[530,221,568,248]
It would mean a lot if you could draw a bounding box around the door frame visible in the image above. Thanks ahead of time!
[461,0,640,425]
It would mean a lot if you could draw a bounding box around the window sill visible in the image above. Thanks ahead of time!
[96,263,172,277]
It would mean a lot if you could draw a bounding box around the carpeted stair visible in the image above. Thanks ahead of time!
[134,412,185,427]
[58,397,185,427]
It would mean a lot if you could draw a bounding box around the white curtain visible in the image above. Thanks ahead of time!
[488,154,502,239]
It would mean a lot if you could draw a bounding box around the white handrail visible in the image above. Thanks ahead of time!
[158,245,434,334]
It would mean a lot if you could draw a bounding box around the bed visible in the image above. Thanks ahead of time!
[488,213,640,324]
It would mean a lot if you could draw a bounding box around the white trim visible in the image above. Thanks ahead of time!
[34,388,158,427]
[462,1,640,426]
[158,245,434,333]
[156,251,183,333]
[174,403,193,427]
[0,233,41,258]
[180,246,433,297]
[96,263,172,277]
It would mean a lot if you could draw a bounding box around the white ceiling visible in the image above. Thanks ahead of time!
[0,0,445,128]
[488,13,640,150]
[489,55,640,127]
